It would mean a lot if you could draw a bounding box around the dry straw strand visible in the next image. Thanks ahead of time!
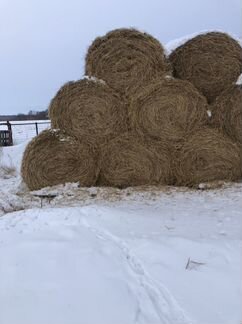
[129,78,209,143]
[21,129,98,190]
[169,32,242,103]
[85,28,172,98]
[48,78,128,145]
[174,128,242,186]
[98,132,173,188]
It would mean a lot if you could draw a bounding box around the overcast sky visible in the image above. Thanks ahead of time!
[0,0,241,115]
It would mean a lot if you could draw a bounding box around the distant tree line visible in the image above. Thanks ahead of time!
[0,109,49,121]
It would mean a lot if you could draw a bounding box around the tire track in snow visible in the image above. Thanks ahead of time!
[81,216,193,324]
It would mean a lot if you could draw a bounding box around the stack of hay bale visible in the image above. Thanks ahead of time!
[21,29,242,190]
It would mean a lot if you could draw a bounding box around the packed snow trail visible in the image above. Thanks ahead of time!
[0,207,191,324]
[0,202,241,324]
[81,215,192,324]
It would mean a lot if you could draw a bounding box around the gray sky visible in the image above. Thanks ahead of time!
[0,0,241,115]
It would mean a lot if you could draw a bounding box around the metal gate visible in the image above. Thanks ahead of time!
[0,130,13,146]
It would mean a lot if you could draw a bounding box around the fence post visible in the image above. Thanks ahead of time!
[7,121,13,145]
[35,122,39,135]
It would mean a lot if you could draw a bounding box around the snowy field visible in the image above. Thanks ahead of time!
[0,35,242,324]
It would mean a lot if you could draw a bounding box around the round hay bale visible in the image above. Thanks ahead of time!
[129,77,209,142]
[169,32,242,103]
[48,78,128,144]
[98,133,173,188]
[21,129,98,191]
[174,128,242,187]
[211,85,242,145]
[85,28,171,98]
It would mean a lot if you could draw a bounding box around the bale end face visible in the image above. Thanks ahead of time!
[48,78,128,145]
[174,128,242,187]
[169,32,242,103]
[98,133,173,188]
[21,129,99,190]
[129,78,209,143]
[85,28,172,98]
[211,85,242,145]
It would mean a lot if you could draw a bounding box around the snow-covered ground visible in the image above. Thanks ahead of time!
[0,138,242,324]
